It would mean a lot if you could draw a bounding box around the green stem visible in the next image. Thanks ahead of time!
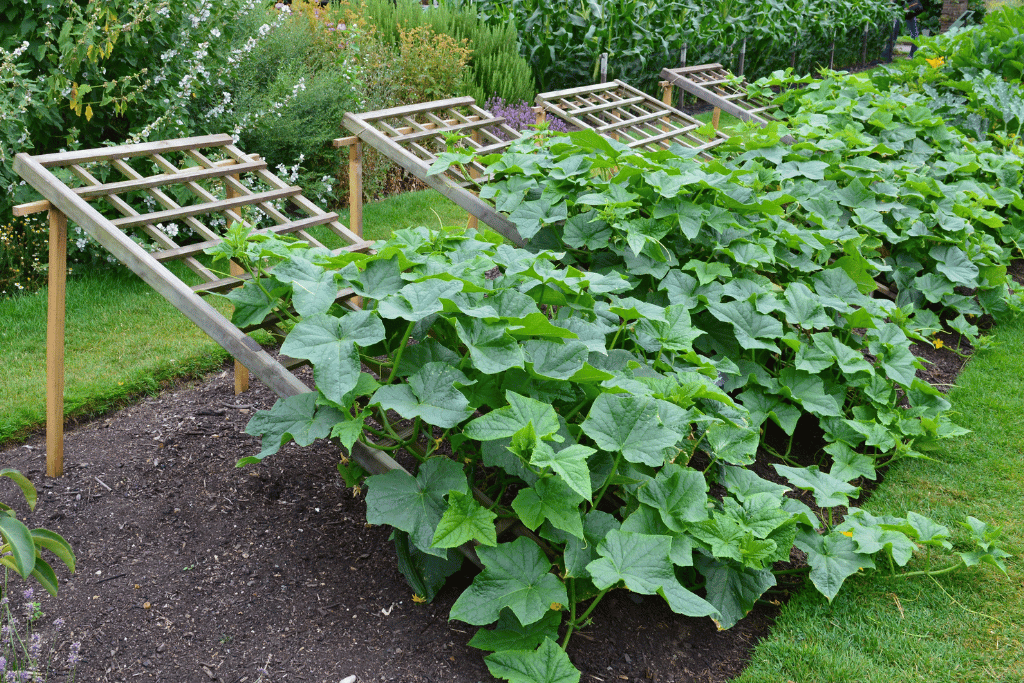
[592,451,623,511]
[894,562,962,580]
[561,579,577,650]
[574,587,610,627]
[608,319,628,351]
[562,397,590,423]
[385,321,417,385]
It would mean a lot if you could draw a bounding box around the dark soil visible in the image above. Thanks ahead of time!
[0,365,779,683]
[2,260,1013,683]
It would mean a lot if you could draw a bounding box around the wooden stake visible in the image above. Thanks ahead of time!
[600,53,608,83]
[712,107,721,130]
[224,177,250,395]
[46,208,68,477]
[348,141,363,240]
[467,130,481,232]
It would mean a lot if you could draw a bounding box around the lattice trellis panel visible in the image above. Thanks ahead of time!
[535,80,729,155]
[660,64,779,128]
[13,133,372,396]
[342,96,526,245]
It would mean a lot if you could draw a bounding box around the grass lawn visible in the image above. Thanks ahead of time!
[735,315,1024,682]
[0,189,469,444]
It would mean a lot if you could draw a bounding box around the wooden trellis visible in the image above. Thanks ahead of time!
[339,97,526,246]
[11,133,392,477]
[660,63,780,129]
[534,80,729,155]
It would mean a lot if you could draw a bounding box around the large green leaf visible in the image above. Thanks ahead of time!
[456,318,526,375]
[776,368,843,417]
[524,340,589,380]
[378,279,463,321]
[773,465,860,508]
[695,556,776,629]
[431,490,498,549]
[484,637,580,683]
[512,477,585,539]
[530,441,595,501]
[272,255,338,317]
[465,391,561,442]
[470,610,563,653]
[580,394,680,467]
[281,312,385,406]
[796,529,875,601]
[242,393,346,462]
[348,254,405,299]
[366,458,468,557]
[450,537,568,626]
[224,278,289,327]
[707,300,783,353]
[636,464,709,531]
[0,468,37,510]
[0,515,36,577]
[705,422,759,466]
[371,362,474,429]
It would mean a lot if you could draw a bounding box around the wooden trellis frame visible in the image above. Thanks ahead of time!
[660,63,780,129]
[10,133,396,478]
[534,79,729,155]
[339,97,526,246]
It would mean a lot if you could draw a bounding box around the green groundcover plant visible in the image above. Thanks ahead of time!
[216,46,1022,683]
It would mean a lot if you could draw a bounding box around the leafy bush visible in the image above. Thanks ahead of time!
[1,469,76,596]
[0,215,50,299]
[348,0,535,104]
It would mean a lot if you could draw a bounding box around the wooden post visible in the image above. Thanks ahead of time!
[711,107,722,130]
[534,106,546,126]
[224,177,250,395]
[679,43,688,109]
[46,208,68,477]
[600,53,608,83]
[738,38,747,77]
[829,39,836,70]
[348,141,363,240]
[467,130,481,232]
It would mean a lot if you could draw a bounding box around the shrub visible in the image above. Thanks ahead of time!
[0,215,50,299]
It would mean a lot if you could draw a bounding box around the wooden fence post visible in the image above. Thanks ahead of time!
[600,53,608,83]
[829,39,836,70]
[224,176,250,395]
[862,22,870,66]
[349,141,363,241]
[738,38,747,77]
[46,208,68,477]
[679,43,689,109]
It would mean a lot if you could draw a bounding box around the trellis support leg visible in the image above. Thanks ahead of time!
[225,176,250,395]
[467,130,481,231]
[46,208,68,477]
[712,107,721,130]
[349,141,363,240]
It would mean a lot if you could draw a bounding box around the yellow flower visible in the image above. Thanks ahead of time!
[926,57,945,69]
[933,338,944,349]
[840,530,854,538]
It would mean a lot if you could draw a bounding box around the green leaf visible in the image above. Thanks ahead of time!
[695,556,776,630]
[930,245,979,288]
[484,637,580,683]
[348,255,404,299]
[378,279,463,321]
[456,318,526,375]
[707,300,783,353]
[450,537,568,626]
[580,394,680,467]
[563,510,622,577]
[470,609,562,653]
[29,528,76,573]
[635,464,708,532]
[512,477,585,539]
[779,283,834,329]
[563,211,611,250]
[243,393,346,462]
[530,442,595,501]
[0,515,36,577]
[371,362,474,429]
[525,340,589,380]
[773,464,860,508]
[431,490,498,549]
[811,333,873,375]
[705,422,759,466]
[392,529,463,602]
[587,529,716,618]
[796,529,875,601]
[224,278,289,327]
[281,312,385,405]
[465,391,561,442]
[718,465,790,502]
[637,304,702,351]
[365,458,468,557]
[776,368,843,417]
[272,256,337,316]
[0,468,37,510]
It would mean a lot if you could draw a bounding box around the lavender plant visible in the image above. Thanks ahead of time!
[484,97,572,140]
